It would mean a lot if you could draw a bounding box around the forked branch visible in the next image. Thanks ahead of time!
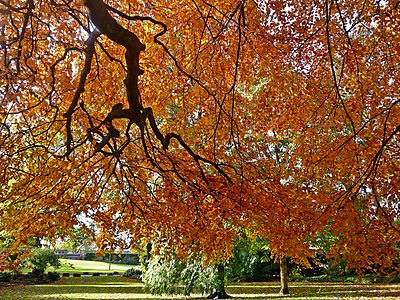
[64,0,232,183]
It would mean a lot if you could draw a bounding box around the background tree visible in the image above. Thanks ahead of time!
[58,226,95,253]
[226,235,281,282]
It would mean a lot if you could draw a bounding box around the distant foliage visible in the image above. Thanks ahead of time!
[227,236,279,281]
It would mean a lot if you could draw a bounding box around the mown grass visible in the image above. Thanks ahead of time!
[0,276,399,299]
[46,259,135,274]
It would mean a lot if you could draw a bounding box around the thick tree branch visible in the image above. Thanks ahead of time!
[65,0,233,184]
[84,0,145,114]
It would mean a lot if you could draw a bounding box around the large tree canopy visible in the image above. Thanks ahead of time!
[1,0,399,272]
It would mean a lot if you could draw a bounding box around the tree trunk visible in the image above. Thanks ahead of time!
[207,264,231,299]
[141,242,152,271]
[279,256,290,295]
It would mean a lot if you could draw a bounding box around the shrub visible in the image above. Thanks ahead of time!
[0,271,13,283]
[47,271,60,281]
[123,268,142,280]
[26,248,61,278]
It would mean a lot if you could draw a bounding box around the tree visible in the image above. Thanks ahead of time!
[227,235,272,282]
[1,0,399,284]
[142,251,227,298]
[58,226,95,253]
[26,248,61,278]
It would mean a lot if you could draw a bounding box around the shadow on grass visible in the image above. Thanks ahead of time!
[0,278,399,299]
[226,282,400,299]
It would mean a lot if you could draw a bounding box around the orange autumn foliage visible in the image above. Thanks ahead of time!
[1,0,399,272]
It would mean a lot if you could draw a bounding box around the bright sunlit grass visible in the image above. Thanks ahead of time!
[46,259,135,274]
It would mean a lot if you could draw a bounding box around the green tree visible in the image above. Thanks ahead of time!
[26,248,60,278]
[59,226,95,253]
[227,235,275,281]
[143,254,222,297]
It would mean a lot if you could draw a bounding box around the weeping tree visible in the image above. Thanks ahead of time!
[142,253,230,298]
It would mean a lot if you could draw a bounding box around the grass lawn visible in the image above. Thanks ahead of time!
[0,276,399,299]
[46,259,135,274]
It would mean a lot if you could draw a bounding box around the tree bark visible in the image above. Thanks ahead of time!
[207,264,231,299]
[140,242,152,271]
[279,256,290,295]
